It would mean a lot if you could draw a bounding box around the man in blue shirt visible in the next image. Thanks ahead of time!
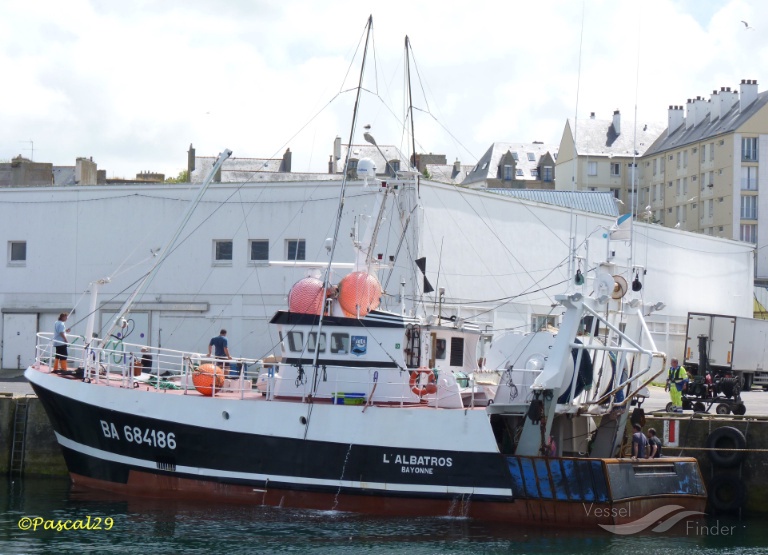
[207,329,231,366]
[631,423,648,459]
[53,313,71,372]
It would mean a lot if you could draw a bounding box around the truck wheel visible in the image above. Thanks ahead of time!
[665,402,674,412]
[733,404,747,416]
[716,403,731,415]
[693,401,707,413]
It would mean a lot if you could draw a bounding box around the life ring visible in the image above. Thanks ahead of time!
[410,367,437,398]
[706,426,746,468]
[708,473,746,513]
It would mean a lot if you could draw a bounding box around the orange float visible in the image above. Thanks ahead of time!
[338,271,382,317]
[193,363,225,396]
[409,367,437,398]
[288,277,325,314]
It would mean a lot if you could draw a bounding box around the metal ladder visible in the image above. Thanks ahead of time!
[9,397,31,476]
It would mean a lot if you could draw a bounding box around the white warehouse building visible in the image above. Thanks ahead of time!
[0,177,754,370]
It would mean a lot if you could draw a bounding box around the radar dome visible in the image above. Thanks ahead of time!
[288,277,325,315]
[356,158,376,179]
[338,271,382,317]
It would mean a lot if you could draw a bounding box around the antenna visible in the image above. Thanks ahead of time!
[20,139,33,161]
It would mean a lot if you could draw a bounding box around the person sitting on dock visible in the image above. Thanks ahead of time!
[647,428,662,458]
[666,357,687,413]
[631,423,648,460]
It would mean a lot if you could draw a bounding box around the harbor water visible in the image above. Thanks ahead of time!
[0,477,765,554]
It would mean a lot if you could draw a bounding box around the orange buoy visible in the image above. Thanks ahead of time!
[409,367,437,398]
[288,277,325,315]
[193,363,225,396]
[338,271,382,317]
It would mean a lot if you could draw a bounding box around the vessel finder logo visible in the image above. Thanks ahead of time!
[595,504,706,535]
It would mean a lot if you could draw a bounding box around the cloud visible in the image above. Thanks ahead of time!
[0,0,764,177]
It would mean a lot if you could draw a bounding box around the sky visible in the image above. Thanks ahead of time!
[0,0,764,180]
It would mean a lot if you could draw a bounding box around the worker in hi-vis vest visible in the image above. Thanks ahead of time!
[665,357,688,413]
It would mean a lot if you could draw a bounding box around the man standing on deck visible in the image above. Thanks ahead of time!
[666,357,687,413]
[631,423,648,459]
[52,313,71,372]
[207,329,231,366]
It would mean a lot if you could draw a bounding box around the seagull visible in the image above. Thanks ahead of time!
[674,222,681,228]
[742,20,754,30]
[687,196,697,202]
[645,205,651,211]
[615,198,624,205]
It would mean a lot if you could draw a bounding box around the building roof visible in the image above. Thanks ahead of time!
[53,167,76,186]
[487,189,620,217]
[571,116,664,158]
[425,162,474,185]
[462,142,558,186]
[336,144,411,174]
[644,91,768,156]
[191,156,286,183]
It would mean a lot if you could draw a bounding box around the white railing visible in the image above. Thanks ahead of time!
[34,333,265,398]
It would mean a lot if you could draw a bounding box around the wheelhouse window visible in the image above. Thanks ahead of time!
[8,241,26,265]
[287,239,306,261]
[449,337,464,367]
[287,331,303,352]
[213,240,233,263]
[330,333,350,354]
[435,338,446,360]
[532,315,557,332]
[249,240,269,262]
[307,332,326,353]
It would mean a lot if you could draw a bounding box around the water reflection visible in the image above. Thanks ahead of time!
[0,477,765,555]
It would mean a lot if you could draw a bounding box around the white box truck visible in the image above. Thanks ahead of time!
[684,312,768,390]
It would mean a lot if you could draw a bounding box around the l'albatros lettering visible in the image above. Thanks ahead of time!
[383,454,453,467]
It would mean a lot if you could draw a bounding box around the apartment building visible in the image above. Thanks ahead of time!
[641,80,768,279]
[555,111,665,211]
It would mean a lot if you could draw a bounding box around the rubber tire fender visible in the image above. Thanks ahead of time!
[706,426,746,468]
[708,473,747,513]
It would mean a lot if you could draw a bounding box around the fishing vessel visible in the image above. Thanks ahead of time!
[25,18,706,527]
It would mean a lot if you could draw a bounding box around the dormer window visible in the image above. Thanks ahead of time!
[527,152,536,162]
[516,169,524,176]
[503,165,513,180]
[512,152,519,161]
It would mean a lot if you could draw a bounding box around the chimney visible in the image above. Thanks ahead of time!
[333,136,341,161]
[328,155,335,174]
[187,143,196,177]
[668,105,684,137]
[686,99,695,129]
[590,112,595,119]
[282,148,292,173]
[710,90,721,121]
[719,86,739,116]
[612,110,621,134]
[453,158,461,173]
[694,96,709,126]
[740,79,758,111]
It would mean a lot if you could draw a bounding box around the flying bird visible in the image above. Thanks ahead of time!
[742,20,754,30]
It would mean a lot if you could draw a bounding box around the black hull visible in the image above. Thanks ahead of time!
[29,375,708,526]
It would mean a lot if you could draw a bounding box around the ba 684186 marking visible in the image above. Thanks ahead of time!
[100,420,176,449]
